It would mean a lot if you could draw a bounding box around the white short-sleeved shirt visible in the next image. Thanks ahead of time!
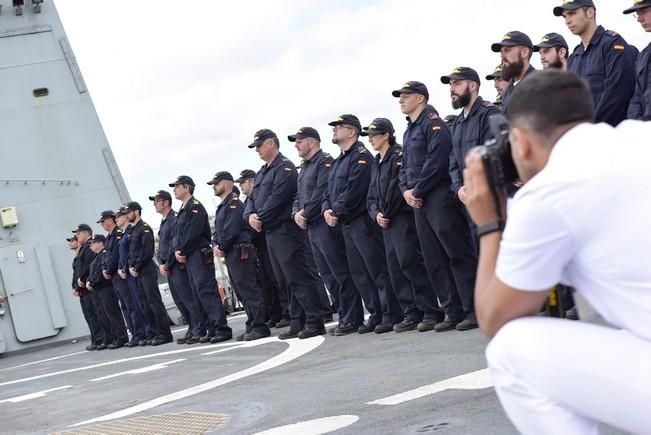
[496,121,651,341]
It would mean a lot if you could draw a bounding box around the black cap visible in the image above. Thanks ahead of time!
[96,210,116,223]
[533,33,569,51]
[66,235,78,242]
[440,67,481,85]
[327,114,362,130]
[360,118,395,137]
[288,127,321,142]
[125,201,142,212]
[207,171,234,185]
[248,129,278,149]
[116,206,129,216]
[553,0,595,16]
[486,65,504,80]
[391,81,429,99]
[168,175,195,188]
[623,0,651,14]
[91,234,106,244]
[491,31,533,52]
[148,190,172,202]
[443,114,458,126]
[235,169,257,183]
[73,223,92,234]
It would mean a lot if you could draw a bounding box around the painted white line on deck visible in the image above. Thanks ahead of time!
[0,385,73,404]
[367,368,493,406]
[252,415,359,435]
[0,342,240,387]
[0,351,87,372]
[89,359,186,382]
[71,336,324,427]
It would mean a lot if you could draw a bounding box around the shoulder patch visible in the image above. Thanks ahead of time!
[324,163,332,168]
[357,159,367,165]
[432,126,441,131]
[192,209,198,214]
[229,204,237,209]
[144,229,151,233]
[143,223,150,227]
[613,44,625,51]
[192,199,199,205]
[358,147,367,154]
[283,167,293,172]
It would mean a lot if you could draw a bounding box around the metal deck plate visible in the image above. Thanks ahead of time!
[51,411,230,435]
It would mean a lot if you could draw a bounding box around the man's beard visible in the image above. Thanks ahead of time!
[547,58,564,70]
[502,58,524,81]
[451,88,472,110]
[332,136,340,145]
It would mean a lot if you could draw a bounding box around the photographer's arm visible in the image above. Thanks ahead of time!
[464,153,555,339]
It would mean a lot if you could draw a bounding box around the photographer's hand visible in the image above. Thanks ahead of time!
[463,153,506,226]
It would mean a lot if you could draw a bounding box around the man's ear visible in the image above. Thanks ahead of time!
[510,127,533,163]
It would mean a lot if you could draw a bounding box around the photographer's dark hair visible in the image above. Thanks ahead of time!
[507,70,593,139]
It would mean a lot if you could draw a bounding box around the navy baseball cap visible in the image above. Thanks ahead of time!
[360,118,395,137]
[486,65,504,80]
[73,223,92,234]
[235,169,257,183]
[148,190,172,202]
[553,0,595,16]
[391,81,429,99]
[288,127,321,142]
[444,114,458,126]
[66,235,78,242]
[96,210,116,223]
[91,234,106,243]
[169,175,195,187]
[116,206,129,216]
[125,201,142,212]
[491,31,533,52]
[533,33,569,51]
[440,67,481,85]
[207,171,234,185]
[623,0,651,14]
[327,114,362,130]
[248,129,278,149]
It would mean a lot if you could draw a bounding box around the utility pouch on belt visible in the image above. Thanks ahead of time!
[200,247,214,265]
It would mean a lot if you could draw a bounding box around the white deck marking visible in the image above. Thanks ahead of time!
[0,385,73,404]
[0,351,87,372]
[0,342,240,387]
[252,415,359,435]
[89,359,186,382]
[71,336,324,427]
[367,368,493,406]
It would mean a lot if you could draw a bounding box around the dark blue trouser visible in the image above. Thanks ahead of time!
[112,275,146,340]
[265,221,326,331]
[308,220,363,326]
[123,274,152,340]
[96,284,129,343]
[225,245,269,333]
[254,236,288,323]
[382,212,443,323]
[168,263,205,336]
[137,261,172,340]
[303,230,336,314]
[89,289,112,344]
[342,214,403,327]
[185,249,231,337]
[79,293,104,345]
[413,186,478,320]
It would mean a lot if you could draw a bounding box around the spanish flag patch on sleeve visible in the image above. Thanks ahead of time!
[613,44,625,51]
[358,160,366,165]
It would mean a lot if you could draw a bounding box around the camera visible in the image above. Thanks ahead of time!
[473,114,519,189]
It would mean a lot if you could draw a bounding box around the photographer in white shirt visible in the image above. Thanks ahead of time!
[463,69,651,435]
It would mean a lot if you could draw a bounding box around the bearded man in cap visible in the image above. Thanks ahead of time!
[490,31,537,113]
[171,175,232,344]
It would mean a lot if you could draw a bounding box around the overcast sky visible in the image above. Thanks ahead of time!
[55,0,648,227]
